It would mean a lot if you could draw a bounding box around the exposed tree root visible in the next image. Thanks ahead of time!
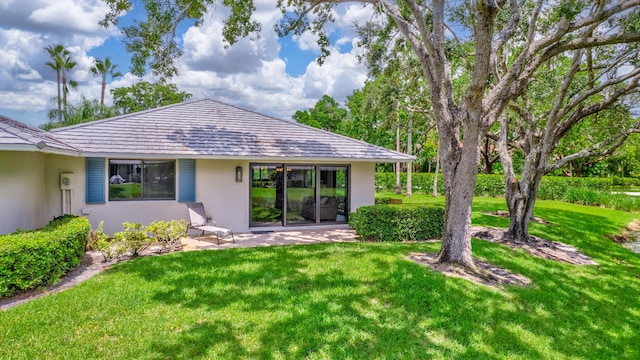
[408,253,531,289]
[471,226,598,265]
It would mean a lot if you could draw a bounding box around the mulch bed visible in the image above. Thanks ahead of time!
[408,253,531,289]
[408,224,600,289]
[471,226,598,265]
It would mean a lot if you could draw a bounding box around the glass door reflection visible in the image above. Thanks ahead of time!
[286,165,316,225]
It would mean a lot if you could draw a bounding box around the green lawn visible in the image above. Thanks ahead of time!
[2,197,640,359]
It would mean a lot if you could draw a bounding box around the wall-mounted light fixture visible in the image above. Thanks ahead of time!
[235,166,243,182]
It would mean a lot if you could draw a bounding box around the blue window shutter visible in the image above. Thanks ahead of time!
[178,159,196,202]
[86,158,105,204]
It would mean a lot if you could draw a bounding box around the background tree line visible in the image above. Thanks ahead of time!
[41,44,192,130]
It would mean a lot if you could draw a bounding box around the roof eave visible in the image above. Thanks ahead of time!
[71,151,415,162]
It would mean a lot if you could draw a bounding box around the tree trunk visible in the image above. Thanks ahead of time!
[62,73,68,120]
[406,118,413,197]
[504,173,543,241]
[395,124,401,194]
[432,148,439,197]
[56,71,62,122]
[481,138,493,174]
[101,79,106,107]
[498,114,545,242]
[434,120,482,268]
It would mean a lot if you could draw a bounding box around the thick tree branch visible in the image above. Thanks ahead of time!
[554,80,640,143]
[492,0,525,53]
[547,50,583,131]
[546,123,640,173]
[559,67,640,121]
[465,0,498,127]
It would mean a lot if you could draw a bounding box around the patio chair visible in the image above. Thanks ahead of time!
[185,202,235,245]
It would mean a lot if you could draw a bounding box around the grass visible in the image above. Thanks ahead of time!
[2,196,640,358]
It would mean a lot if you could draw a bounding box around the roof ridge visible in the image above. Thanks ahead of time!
[51,99,210,133]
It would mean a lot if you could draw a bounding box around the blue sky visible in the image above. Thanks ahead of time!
[0,0,375,127]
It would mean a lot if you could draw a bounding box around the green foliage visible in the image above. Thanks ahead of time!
[292,94,347,132]
[41,97,120,130]
[88,221,125,262]
[114,222,151,257]
[474,175,506,197]
[96,219,187,261]
[349,205,445,241]
[374,196,392,204]
[101,0,213,78]
[110,81,192,114]
[376,172,640,210]
[0,215,90,298]
[146,219,187,253]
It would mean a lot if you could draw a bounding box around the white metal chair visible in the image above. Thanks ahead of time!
[185,202,235,245]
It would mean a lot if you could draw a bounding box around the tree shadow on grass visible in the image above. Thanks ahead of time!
[111,233,640,359]
[148,320,248,360]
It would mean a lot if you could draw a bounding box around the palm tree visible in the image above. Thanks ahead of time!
[44,44,69,122]
[60,53,77,117]
[90,57,123,107]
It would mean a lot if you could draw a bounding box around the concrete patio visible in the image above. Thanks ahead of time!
[181,228,359,251]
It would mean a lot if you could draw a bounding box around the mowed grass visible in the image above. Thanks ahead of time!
[2,197,640,359]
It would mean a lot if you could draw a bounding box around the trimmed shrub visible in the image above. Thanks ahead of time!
[146,219,188,253]
[89,221,125,262]
[0,215,90,298]
[564,188,600,206]
[375,172,640,210]
[349,205,445,242]
[374,197,392,205]
[474,175,505,197]
[114,222,151,257]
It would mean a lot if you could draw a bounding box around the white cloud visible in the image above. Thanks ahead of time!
[294,32,322,53]
[29,0,111,34]
[0,0,371,125]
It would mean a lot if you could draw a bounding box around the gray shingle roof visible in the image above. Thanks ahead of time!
[52,99,414,162]
[0,115,79,153]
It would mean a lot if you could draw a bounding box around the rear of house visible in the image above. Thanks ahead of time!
[1,100,413,235]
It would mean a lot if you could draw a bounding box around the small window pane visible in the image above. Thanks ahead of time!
[109,160,142,200]
[143,160,175,199]
[108,159,175,200]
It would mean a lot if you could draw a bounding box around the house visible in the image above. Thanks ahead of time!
[1,99,413,235]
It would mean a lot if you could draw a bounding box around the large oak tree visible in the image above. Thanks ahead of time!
[102,0,640,269]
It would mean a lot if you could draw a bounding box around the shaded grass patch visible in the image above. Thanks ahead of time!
[1,197,640,359]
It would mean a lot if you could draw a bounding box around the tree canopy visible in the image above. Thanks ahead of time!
[110,81,192,114]
[101,0,640,268]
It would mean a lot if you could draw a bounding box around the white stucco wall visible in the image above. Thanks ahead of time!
[350,162,376,211]
[39,157,248,235]
[43,154,84,224]
[0,151,47,234]
[35,156,376,236]
[195,159,250,232]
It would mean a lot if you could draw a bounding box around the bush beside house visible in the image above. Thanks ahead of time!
[0,215,90,298]
[350,205,445,242]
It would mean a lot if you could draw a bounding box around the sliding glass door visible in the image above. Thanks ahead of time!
[250,164,284,226]
[286,165,316,225]
[250,164,349,227]
[319,166,349,223]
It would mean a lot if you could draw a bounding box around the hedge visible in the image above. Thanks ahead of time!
[349,205,445,241]
[0,215,91,298]
[375,172,639,199]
